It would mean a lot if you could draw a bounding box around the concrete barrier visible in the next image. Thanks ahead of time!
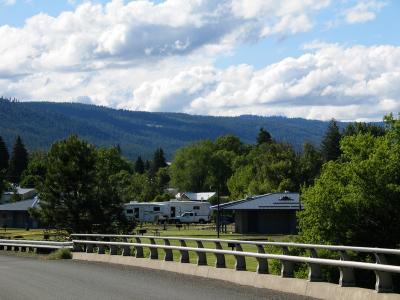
[73,252,400,300]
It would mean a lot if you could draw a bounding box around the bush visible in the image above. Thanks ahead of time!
[47,248,72,260]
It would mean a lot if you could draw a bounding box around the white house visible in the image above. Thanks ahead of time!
[175,192,216,202]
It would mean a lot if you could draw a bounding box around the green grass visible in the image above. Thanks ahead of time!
[0,228,68,241]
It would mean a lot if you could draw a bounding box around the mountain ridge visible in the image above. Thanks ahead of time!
[0,100,335,160]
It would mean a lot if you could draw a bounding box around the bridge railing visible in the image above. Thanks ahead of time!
[0,239,73,252]
[71,235,400,293]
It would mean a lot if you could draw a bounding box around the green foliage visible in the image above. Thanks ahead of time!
[170,140,215,192]
[298,142,323,187]
[256,127,272,145]
[0,136,9,171]
[320,119,341,162]
[151,147,167,174]
[34,135,128,233]
[299,114,400,248]
[134,156,145,174]
[343,122,386,137]
[20,152,48,188]
[47,248,72,260]
[7,136,28,183]
[228,142,299,198]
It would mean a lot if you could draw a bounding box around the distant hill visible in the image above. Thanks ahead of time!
[0,100,336,160]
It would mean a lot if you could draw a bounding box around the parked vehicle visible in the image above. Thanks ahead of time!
[174,211,211,224]
[124,200,211,224]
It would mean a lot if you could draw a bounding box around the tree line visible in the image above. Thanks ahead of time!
[0,116,391,243]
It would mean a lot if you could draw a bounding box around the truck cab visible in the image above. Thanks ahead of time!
[175,211,210,224]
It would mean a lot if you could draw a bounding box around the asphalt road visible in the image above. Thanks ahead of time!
[0,254,313,300]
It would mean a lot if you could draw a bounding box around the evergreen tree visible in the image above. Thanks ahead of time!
[321,119,342,162]
[151,147,167,173]
[144,160,151,171]
[135,156,145,174]
[7,136,28,183]
[256,127,272,145]
[0,136,9,171]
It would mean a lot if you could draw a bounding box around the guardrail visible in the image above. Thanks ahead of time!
[0,239,73,253]
[71,234,400,293]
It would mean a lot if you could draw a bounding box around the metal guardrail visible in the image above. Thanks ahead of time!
[0,239,73,252]
[71,235,400,293]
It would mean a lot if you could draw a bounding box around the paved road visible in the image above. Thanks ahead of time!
[0,254,313,300]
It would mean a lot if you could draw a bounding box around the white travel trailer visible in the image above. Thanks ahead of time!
[124,200,211,223]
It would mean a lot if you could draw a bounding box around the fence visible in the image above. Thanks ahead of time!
[71,234,400,293]
[0,239,73,253]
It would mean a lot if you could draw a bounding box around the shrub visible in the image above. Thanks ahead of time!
[47,248,72,260]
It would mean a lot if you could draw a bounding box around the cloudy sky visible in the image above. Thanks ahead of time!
[0,0,399,121]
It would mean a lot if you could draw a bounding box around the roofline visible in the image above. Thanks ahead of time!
[211,192,300,209]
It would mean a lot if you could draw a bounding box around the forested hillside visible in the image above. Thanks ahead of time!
[0,98,335,159]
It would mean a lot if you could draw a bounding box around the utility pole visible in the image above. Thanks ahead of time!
[217,185,220,238]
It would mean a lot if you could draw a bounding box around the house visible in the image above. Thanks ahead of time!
[0,197,40,229]
[175,192,216,202]
[212,192,301,234]
[1,187,37,204]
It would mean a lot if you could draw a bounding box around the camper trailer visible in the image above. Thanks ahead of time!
[124,200,211,223]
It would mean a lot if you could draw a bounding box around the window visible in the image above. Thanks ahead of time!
[153,207,160,212]
[193,206,200,210]
[189,213,193,216]
[126,209,133,214]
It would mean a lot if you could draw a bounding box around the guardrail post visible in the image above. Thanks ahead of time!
[338,251,355,287]
[110,245,118,255]
[134,237,144,258]
[374,253,393,293]
[179,240,189,263]
[281,247,294,278]
[0,245,4,250]
[308,248,322,282]
[73,242,83,252]
[214,241,226,268]
[195,240,207,266]
[234,243,246,271]
[122,245,131,256]
[97,244,105,254]
[149,238,158,259]
[256,245,268,274]
[86,244,94,253]
[163,239,173,261]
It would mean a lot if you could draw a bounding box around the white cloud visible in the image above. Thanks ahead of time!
[0,0,395,122]
[122,44,400,121]
[344,0,386,24]
[0,0,331,77]
[1,0,16,6]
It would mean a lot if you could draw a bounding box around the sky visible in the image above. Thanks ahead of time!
[0,0,399,121]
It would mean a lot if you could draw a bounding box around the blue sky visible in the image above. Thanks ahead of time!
[0,0,399,121]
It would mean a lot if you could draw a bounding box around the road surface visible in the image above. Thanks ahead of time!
[0,254,313,300]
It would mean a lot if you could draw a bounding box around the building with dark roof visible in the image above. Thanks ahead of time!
[212,192,301,234]
[0,197,40,229]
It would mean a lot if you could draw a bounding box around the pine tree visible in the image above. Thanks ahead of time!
[151,147,167,173]
[7,136,29,184]
[256,127,272,145]
[321,119,342,162]
[0,136,9,171]
[144,160,151,171]
[135,156,145,174]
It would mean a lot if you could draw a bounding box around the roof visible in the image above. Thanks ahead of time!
[211,192,302,211]
[0,197,39,211]
[3,187,36,195]
[176,192,216,201]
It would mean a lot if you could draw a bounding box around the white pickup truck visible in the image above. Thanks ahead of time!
[174,211,211,224]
